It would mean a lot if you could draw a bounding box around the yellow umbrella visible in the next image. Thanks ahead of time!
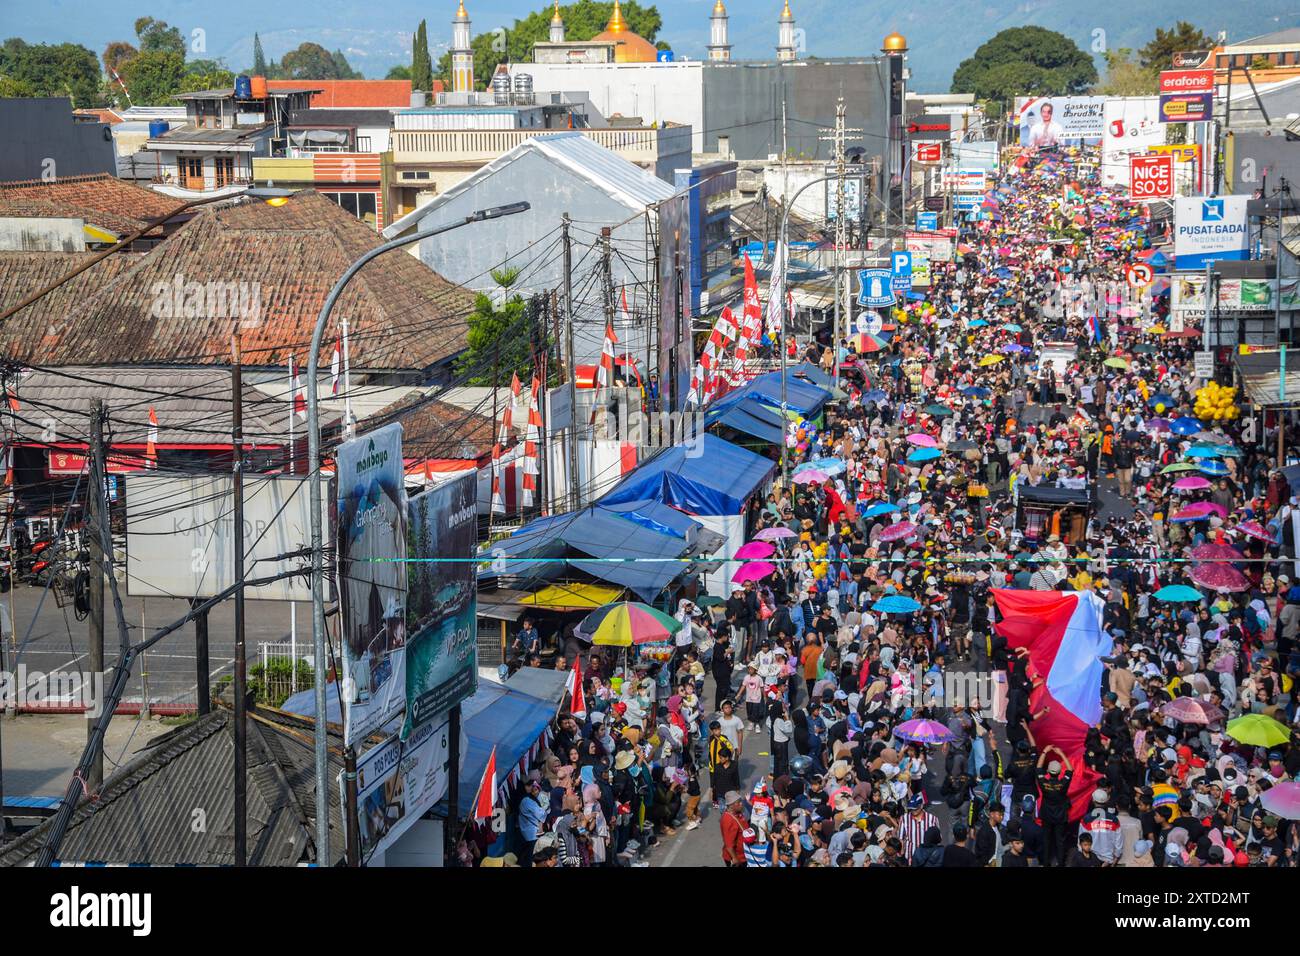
[1225,713,1291,747]
[979,354,1005,367]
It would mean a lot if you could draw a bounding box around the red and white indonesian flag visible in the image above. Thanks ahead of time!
[992,589,1112,820]
[765,239,787,338]
[474,745,498,820]
[597,321,619,391]
[290,355,307,422]
[145,406,159,468]
[566,657,587,719]
[330,336,342,396]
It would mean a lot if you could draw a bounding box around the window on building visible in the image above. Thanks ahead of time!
[321,191,378,227]
[214,156,235,187]
[356,136,372,152]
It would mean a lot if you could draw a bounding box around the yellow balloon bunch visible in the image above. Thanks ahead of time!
[1194,381,1240,421]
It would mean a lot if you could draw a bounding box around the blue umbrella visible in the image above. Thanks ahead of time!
[862,389,888,403]
[907,447,942,463]
[862,502,899,518]
[1198,460,1230,476]
[1153,584,1203,602]
[1185,444,1226,459]
[804,456,846,475]
[1004,323,1022,333]
[1171,417,1204,436]
[969,319,988,328]
[872,595,922,614]
[1147,393,1175,408]
[960,386,991,398]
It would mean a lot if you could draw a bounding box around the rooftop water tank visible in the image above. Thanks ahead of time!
[492,68,512,105]
[148,119,169,139]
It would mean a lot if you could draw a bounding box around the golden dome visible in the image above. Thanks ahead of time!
[713,0,727,13]
[456,1,468,18]
[552,1,563,24]
[780,0,794,20]
[592,0,660,63]
[883,32,908,52]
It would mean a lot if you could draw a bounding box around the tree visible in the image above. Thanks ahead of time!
[951,26,1097,105]
[1094,48,1157,97]
[1139,21,1213,72]
[118,50,185,105]
[134,17,185,57]
[279,41,359,79]
[102,41,138,77]
[253,33,267,75]
[412,19,432,91]
[436,1,662,89]
[456,291,532,386]
[180,59,234,93]
[386,64,411,80]
[0,39,104,108]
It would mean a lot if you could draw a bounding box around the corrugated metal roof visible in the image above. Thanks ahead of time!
[0,707,345,866]
[1236,351,1300,406]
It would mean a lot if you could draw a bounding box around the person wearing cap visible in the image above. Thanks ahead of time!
[720,790,749,867]
[901,793,939,862]
[1078,788,1123,865]
[1036,744,1074,867]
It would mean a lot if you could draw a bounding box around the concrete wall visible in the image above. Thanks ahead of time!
[0,217,84,252]
[701,60,891,170]
[0,98,115,182]
[411,148,658,364]
[1225,131,1300,195]
[509,61,706,152]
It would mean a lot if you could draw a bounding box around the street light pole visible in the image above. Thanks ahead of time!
[305,201,528,864]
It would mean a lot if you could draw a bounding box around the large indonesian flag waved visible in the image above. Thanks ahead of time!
[566,656,587,719]
[474,745,498,820]
[992,589,1112,821]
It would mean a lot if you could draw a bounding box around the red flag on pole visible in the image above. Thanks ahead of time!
[566,656,587,719]
[330,336,342,396]
[145,406,159,468]
[290,355,307,422]
[474,745,498,820]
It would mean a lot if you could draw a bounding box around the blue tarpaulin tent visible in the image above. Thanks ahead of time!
[705,392,786,444]
[741,371,831,417]
[600,434,775,516]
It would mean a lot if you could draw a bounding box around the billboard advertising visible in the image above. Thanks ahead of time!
[125,474,326,601]
[1016,96,1106,148]
[1172,273,1300,313]
[1159,69,1214,123]
[1130,154,1174,200]
[1174,196,1250,270]
[337,422,407,746]
[403,472,478,736]
[1102,98,1164,187]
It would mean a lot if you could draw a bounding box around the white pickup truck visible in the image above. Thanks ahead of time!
[1037,341,1078,401]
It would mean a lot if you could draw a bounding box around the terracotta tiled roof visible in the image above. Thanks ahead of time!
[266,79,412,108]
[74,108,125,125]
[0,252,144,364]
[0,173,183,234]
[0,190,474,371]
[374,391,495,459]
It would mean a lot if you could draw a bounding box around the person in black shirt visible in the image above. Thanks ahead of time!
[941,823,979,867]
[1001,833,1030,867]
[710,634,734,711]
[1067,833,1104,867]
[1036,744,1074,867]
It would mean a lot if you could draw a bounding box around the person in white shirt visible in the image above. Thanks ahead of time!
[1028,101,1066,148]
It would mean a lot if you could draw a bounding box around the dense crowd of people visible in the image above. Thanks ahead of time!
[465,143,1299,869]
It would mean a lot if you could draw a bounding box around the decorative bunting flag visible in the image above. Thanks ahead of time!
[290,355,307,422]
[566,656,586,719]
[330,336,342,396]
[474,745,498,820]
[521,376,541,508]
[145,406,158,469]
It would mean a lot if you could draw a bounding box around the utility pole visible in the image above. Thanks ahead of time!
[562,214,580,511]
[86,400,106,788]
[231,334,247,867]
[820,98,862,378]
[600,227,616,446]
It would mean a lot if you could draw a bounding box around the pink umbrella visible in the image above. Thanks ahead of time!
[1190,562,1250,593]
[1161,697,1216,724]
[906,433,938,448]
[1258,781,1300,820]
[735,540,776,560]
[754,527,797,541]
[1172,476,1212,492]
[794,469,829,484]
[878,521,918,543]
[1190,543,1242,561]
[1176,501,1227,519]
[1237,521,1274,543]
[732,561,776,584]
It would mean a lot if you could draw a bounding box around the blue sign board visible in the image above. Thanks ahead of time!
[891,251,913,294]
[858,268,895,308]
[916,212,938,231]
[657,50,675,62]
[954,194,981,212]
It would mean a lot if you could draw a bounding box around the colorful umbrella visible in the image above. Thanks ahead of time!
[960,386,991,398]
[1153,584,1203,602]
[1172,476,1212,492]
[924,404,955,418]
[862,502,899,518]
[1186,444,1228,459]
[694,595,725,608]
[1236,521,1274,543]
[581,602,683,647]
[907,447,942,463]
[732,561,777,584]
[872,594,922,614]
[862,389,888,403]
[1198,460,1230,477]
[1160,462,1198,474]
[1225,714,1292,747]
[893,718,956,745]
[735,540,776,560]
[1258,781,1300,820]
[1189,562,1250,593]
[1103,357,1129,369]
[906,433,939,448]
[1161,697,1216,724]
[794,469,830,484]
[1146,417,1173,433]
[1147,393,1175,409]
[878,521,919,542]
[978,354,1005,366]
[803,457,847,475]
[1171,417,1204,436]
[1190,543,1242,561]
[754,526,797,541]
